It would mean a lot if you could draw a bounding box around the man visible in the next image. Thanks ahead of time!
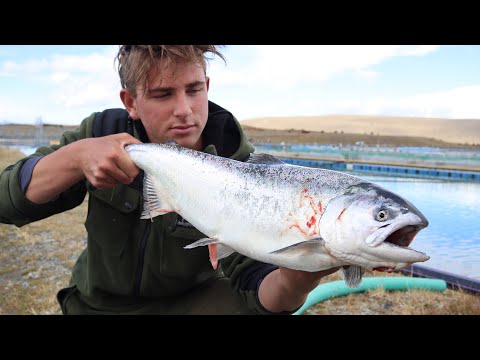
[0,45,339,314]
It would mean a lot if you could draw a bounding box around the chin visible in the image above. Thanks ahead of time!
[173,137,202,150]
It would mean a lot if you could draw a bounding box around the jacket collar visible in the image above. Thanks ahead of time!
[129,101,254,193]
[134,100,253,160]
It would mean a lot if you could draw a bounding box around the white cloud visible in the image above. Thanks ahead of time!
[211,45,440,89]
[352,68,379,80]
[397,45,440,56]
[0,59,50,75]
[338,85,480,119]
[0,46,121,124]
[4,45,480,125]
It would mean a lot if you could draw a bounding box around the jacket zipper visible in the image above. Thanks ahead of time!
[134,220,151,297]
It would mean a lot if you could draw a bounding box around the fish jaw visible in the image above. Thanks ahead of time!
[319,183,430,271]
[360,202,430,269]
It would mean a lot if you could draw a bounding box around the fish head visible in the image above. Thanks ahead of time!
[319,182,429,271]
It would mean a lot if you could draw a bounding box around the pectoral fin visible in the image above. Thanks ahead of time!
[140,173,174,220]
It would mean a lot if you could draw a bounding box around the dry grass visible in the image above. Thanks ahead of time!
[1,146,479,315]
[0,200,88,315]
[0,147,87,315]
[305,271,480,315]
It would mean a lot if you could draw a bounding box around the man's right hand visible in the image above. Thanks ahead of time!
[76,133,142,190]
[26,133,142,204]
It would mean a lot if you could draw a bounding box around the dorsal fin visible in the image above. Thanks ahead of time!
[246,153,285,165]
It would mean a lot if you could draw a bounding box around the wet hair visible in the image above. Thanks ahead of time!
[115,45,226,97]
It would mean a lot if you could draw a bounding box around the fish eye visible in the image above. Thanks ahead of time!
[376,209,389,222]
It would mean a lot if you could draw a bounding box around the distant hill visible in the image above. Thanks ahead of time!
[2,117,480,149]
[241,126,473,148]
[0,124,78,140]
[241,115,480,146]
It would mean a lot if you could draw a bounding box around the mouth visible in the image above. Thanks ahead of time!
[170,124,196,135]
[384,225,421,248]
[171,124,195,130]
[366,218,430,272]
[367,220,430,270]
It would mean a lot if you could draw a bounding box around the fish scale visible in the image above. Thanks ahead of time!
[126,142,430,288]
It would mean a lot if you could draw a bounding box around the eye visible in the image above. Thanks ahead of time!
[376,209,389,222]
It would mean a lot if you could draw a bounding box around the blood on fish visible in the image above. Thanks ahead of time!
[306,216,316,228]
[289,222,311,236]
[287,188,323,237]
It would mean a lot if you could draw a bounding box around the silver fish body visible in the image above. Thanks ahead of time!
[125,143,429,287]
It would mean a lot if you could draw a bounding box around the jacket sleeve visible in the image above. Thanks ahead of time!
[220,253,301,315]
[0,113,95,227]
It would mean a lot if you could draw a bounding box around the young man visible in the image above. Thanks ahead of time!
[0,45,339,314]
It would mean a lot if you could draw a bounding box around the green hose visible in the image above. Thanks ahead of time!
[293,276,447,315]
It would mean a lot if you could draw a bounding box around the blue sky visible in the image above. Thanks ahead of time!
[1,45,480,125]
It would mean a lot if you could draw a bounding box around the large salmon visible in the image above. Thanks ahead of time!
[125,143,429,287]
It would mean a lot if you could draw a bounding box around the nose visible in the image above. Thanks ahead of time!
[173,93,192,119]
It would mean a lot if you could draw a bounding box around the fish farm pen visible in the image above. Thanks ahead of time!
[277,156,480,181]
[254,143,480,182]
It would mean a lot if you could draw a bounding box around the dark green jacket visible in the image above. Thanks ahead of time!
[0,101,280,314]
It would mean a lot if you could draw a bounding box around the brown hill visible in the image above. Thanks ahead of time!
[241,115,480,146]
[2,118,479,148]
[241,126,473,148]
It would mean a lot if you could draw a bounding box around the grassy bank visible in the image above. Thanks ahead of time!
[0,146,478,315]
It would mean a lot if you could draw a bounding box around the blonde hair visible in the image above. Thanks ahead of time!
[116,45,226,96]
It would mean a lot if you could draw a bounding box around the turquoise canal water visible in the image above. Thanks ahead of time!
[357,174,480,280]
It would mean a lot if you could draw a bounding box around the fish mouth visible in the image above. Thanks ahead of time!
[365,218,430,270]
[366,214,428,248]
[383,224,422,248]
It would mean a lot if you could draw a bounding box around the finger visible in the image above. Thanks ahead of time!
[88,175,118,190]
[116,132,143,145]
[105,164,135,185]
[110,134,142,179]
[116,151,140,180]
[94,182,117,190]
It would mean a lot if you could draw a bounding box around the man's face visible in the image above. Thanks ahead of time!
[125,60,210,150]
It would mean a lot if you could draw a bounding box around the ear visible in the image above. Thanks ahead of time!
[205,76,210,91]
[120,89,139,120]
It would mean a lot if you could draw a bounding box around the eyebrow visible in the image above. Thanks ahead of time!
[148,80,206,94]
